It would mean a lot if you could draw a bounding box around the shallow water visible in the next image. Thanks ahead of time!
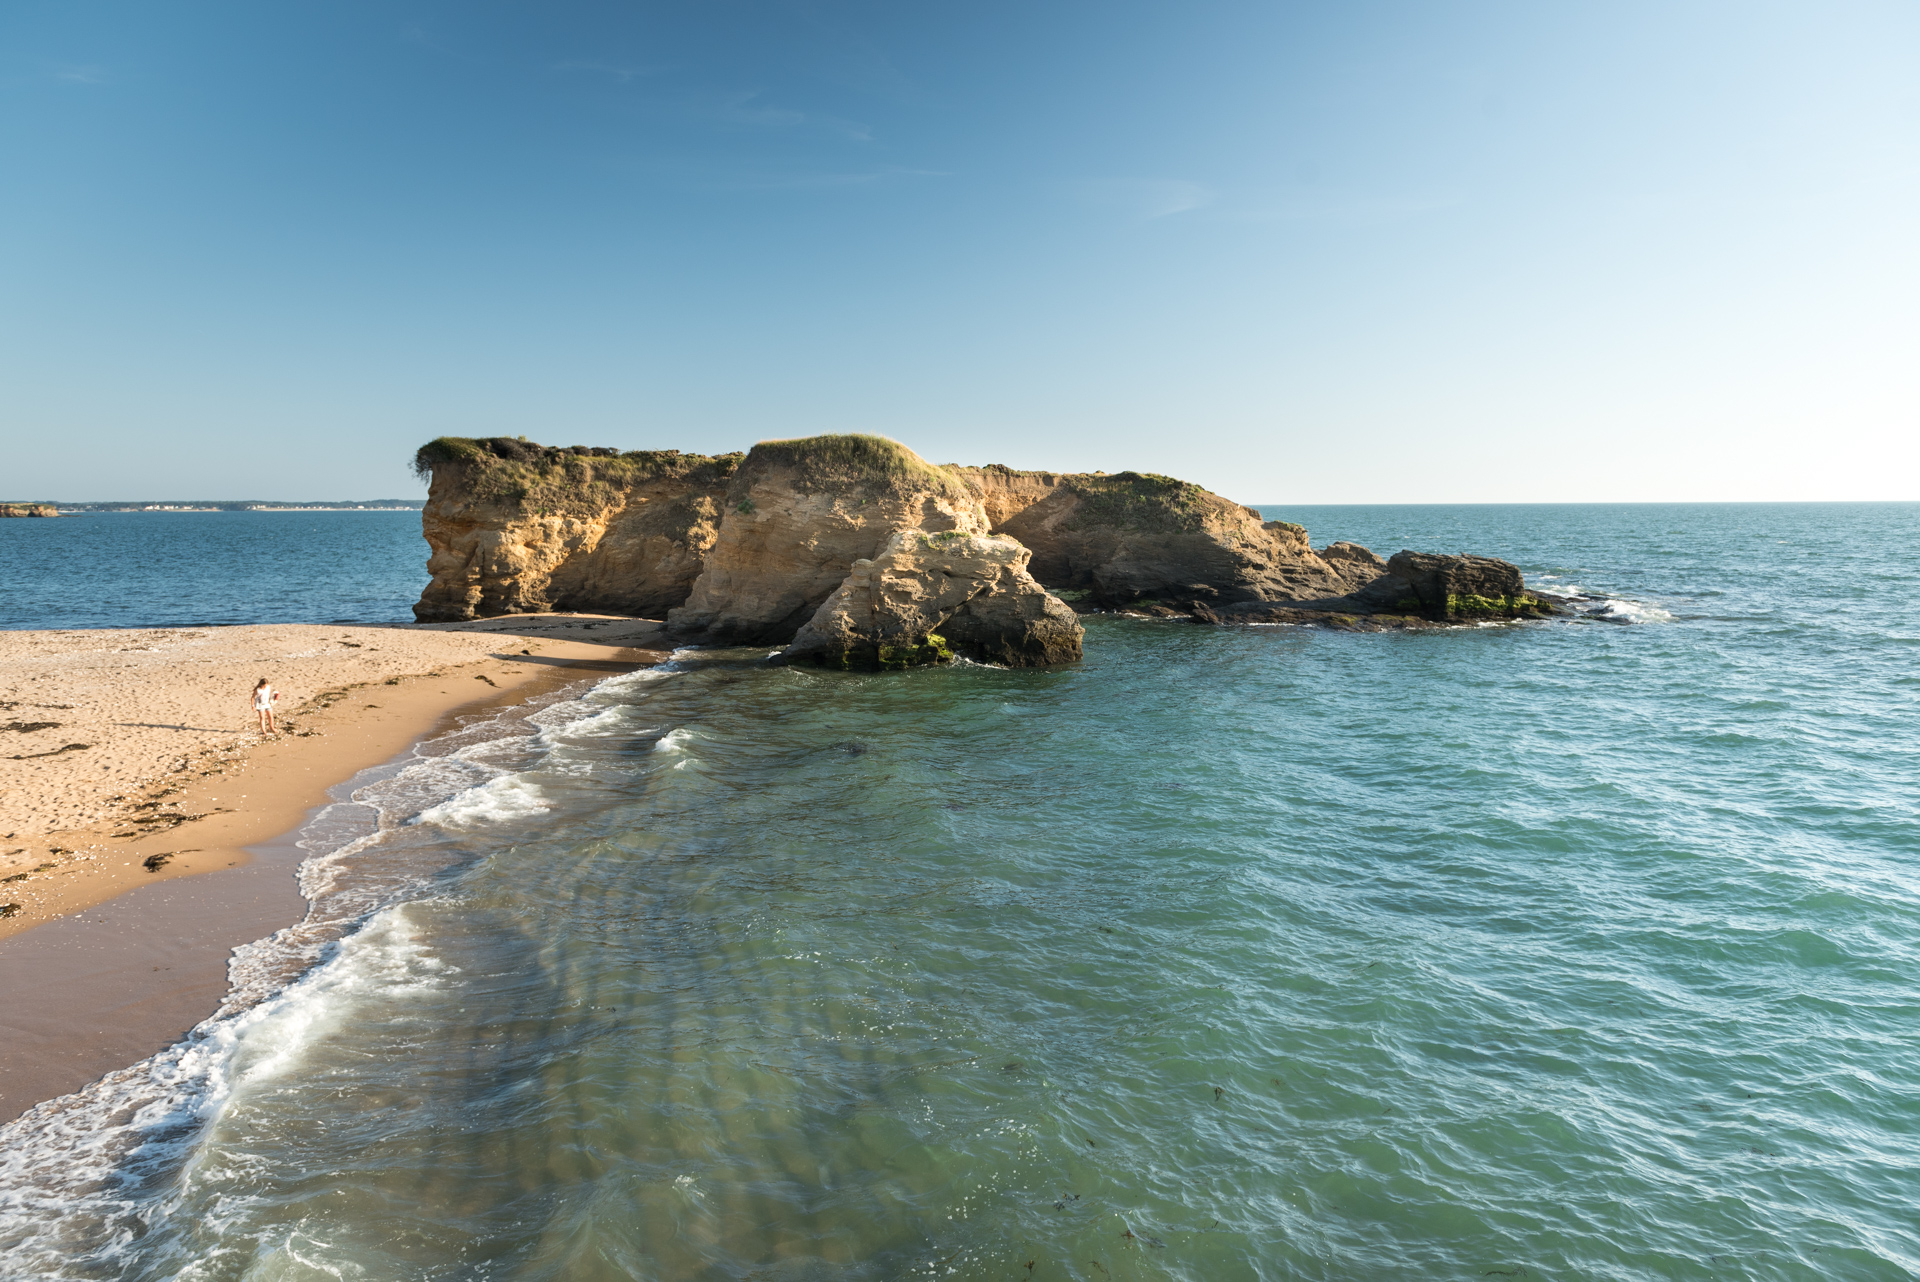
[1,504,1916,1280]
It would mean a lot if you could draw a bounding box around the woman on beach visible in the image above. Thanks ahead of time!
[251,677,279,736]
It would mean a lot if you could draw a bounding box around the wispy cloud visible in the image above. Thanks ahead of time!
[707,91,872,143]
[551,60,665,84]
[1073,178,1217,220]
[53,64,108,85]
[601,158,945,192]
[1221,192,1464,225]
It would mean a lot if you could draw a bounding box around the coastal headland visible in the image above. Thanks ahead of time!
[413,432,1561,668]
[0,615,667,1117]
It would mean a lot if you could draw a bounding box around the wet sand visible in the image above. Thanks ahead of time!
[0,615,669,1120]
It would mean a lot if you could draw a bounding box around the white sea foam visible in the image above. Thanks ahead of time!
[413,773,552,828]
[0,655,693,1274]
[1578,597,1675,625]
[653,726,696,753]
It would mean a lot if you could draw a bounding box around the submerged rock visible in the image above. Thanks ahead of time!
[779,530,1083,669]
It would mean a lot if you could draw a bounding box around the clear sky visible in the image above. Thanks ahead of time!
[3,2,1915,503]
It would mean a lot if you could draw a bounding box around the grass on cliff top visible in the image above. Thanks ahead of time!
[413,437,743,516]
[1060,471,1217,535]
[748,433,969,499]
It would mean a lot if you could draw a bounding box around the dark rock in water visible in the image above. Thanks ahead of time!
[1192,550,1555,629]
[1378,551,1550,621]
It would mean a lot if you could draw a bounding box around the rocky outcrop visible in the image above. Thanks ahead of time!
[666,436,992,645]
[1315,542,1389,593]
[948,467,1357,609]
[779,530,1083,669]
[411,437,740,623]
[0,504,57,518]
[1200,551,1552,626]
[1367,551,1550,619]
[411,434,1553,657]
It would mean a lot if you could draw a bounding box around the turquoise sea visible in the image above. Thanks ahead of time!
[1,503,1916,1280]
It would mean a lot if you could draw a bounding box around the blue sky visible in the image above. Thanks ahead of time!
[3,1,1915,502]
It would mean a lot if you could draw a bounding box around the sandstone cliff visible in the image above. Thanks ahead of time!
[411,437,740,623]
[0,504,58,518]
[779,529,1083,669]
[664,436,1087,666]
[950,466,1358,608]
[411,434,1551,657]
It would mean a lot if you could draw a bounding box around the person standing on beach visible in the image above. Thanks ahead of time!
[251,677,279,736]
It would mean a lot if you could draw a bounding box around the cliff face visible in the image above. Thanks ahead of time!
[779,529,1083,669]
[0,504,57,518]
[412,433,1548,657]
[950,466,1357,608]
[666,436,992,645]
[412,438,740,623]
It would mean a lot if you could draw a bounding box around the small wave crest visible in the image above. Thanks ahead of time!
[1575,596,1675,625]
[653,726,696,753]
[413,773,551,828]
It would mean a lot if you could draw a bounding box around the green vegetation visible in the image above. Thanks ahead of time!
[412,437,742,517]
[736,498,757,515]
[748,433,970,499]
[815,633,955,672]
[1061,471,1211,534]
[920,529,972,547]
[1444,593,1550,618]
[878,632,954,670]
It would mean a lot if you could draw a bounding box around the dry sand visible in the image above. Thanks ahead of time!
[0,615,668,939]
[0,616,675,1119]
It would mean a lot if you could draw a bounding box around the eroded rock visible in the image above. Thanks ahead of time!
[1376,551,1549,620]
[1316,542,1390,593]
[669,436,991,645]
[949,467,1355,609]
[780,530,1083,669]
[412,438,741,622]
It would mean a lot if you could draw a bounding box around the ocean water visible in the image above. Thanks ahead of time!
[0,510,426,629]
[1,503,1916,1280]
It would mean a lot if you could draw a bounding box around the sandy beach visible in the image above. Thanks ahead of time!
[0,614,669,1117]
